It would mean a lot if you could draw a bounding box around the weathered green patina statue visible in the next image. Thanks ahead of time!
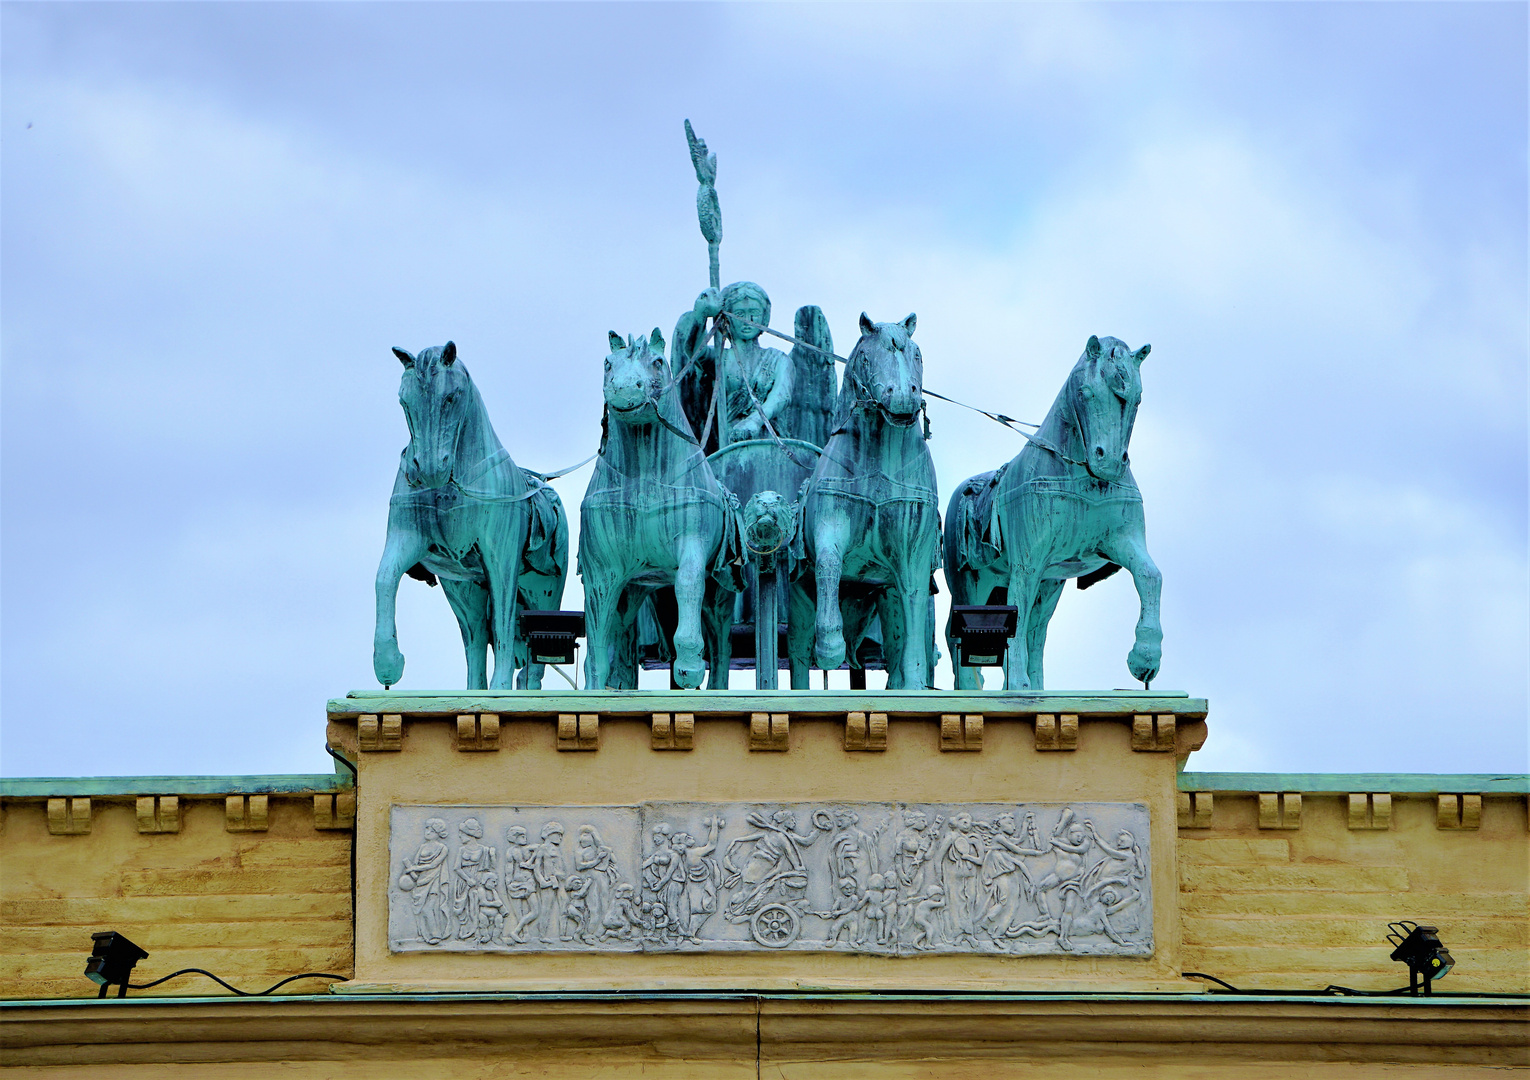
[944,336,1161,690]
[374,342,568,690]
[578,329,742,690]
[802,314,942,690]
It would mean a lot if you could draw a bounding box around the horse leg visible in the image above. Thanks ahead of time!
[702,581,733,690]
[813,523,849,672]
[875,590,903,690]
[1002,565,1044,691]
[1099,528,1163,687]
[583,583,617,690]
[373,524,428,688]
[1023,578,1066,692]
[441,579,491,690]
[671,536,709,690]
[897,573,931,691]
[787,572,815,690]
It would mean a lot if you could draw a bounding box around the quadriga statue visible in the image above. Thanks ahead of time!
[374,342,568,690]
[944,335,1161,691]
[579,329,741,690]
[802,314,942,690]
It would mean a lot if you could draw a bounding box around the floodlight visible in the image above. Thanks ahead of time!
[84,931,149,998]
[1387,921,1455,995]
[950,605,1019,667]
[518,611,586,665]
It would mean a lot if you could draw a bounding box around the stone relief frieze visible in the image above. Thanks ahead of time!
[389,802,1152,956]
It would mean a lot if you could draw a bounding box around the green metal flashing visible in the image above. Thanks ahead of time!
[1178,772,1530,795]
[1,990,1524,1008]
[328,688,1206,718]
[0,773,350,798]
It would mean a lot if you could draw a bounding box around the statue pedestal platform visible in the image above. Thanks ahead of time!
[326,690,1207,993]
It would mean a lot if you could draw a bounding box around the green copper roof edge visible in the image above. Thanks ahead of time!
[1178,772,1530,795]
[0,774,351,798]
[2,991,1524,1008]
[328,689,1206,717]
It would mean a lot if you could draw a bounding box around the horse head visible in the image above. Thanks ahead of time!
[1071,335,1150,482]
[393,340,475,489]
[603,328,670,424]
[845,313,923,426]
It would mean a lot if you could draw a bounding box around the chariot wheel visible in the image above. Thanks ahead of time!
[749,903,800,948]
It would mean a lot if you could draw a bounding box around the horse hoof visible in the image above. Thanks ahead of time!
[1127,644,1161,685]
[374,642,405,687]
[815,637,846,672]
[673,659,704,690]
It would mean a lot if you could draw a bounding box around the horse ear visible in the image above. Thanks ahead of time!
[392,347,415,368]
[859,312,876,336]
[1086,335,1103,360]
[442,341,457,366]
[649,327,666,354]
[901,313,917,337]
[626,334,635,349]
[608,331,625,352]
[1133,343,1151,366]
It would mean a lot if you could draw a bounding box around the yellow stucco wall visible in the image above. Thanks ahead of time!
[0,795,352,999]
[1179,792,1530,994]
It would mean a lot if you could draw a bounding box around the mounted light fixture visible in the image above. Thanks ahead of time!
[950,605,1019,667]
[84,931,149,998]
[518,611,586,665]
[1387,921,1455,995]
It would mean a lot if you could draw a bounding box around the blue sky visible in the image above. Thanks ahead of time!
[2,2,1525,778]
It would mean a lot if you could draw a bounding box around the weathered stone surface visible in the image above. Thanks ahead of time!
[389,801,1152,957]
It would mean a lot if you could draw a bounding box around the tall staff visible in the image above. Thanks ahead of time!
[685,120,730,448]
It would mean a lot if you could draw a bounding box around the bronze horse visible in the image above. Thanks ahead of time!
[374,341,568,690]
[944,335,1160,690]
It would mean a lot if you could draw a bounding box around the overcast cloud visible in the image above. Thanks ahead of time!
[2,2,1525,778]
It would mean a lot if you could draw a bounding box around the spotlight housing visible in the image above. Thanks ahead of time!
[518,610,586,665]
[84,931,149,998]
[950,605,1019,667]
[1387,921,1455,995]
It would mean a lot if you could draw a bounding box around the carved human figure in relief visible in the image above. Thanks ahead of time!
[476,873,507,944]
[934,813,985,946]
[398,817,452,945]
[1029,809,1094,923]
[722,809,824,920]
[830,809,881,889]
[574,824,621,937]
[673,815,725,942]
[815,876,868,946]
[909,885,947,950]
[640,823,683,942]
[531,821,569,943]
[892,809,940,935]
[503,825,539,944]
[601,883,642,942]
[451,818,496,941]
[980,812,1046,936]
[862,873,895,946]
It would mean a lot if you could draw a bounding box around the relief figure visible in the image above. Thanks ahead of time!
[397,817,452,945]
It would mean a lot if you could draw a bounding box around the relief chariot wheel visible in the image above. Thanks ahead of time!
[749,903,800,948]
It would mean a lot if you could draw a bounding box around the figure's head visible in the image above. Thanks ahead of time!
[542,821,565,842]
[459,817,483,840]
[483,874,498,890]
[721,281,771,342]
[834,810,858,828]
[673,832,694,850]
[847,313,923,424]
[868,873,885,889]
[652,823,672,846]
[902,809,928,830]
[1072,335,1148,482]
[1117,831,1134,849]
[773,809,798,829]
[425,817,448,840]
[604,328,669,419]
[997,813,1016,834]
[393,341,474,490]
[838,877,858,895]
[741,490,795,556]
[615,883,635,899]
[507,825,528,845]
[1068,824,1087,844]
[952,812,973,832]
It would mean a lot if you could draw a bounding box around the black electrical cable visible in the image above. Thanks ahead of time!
[126,969,346,995]
[1182,972,1243,992]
